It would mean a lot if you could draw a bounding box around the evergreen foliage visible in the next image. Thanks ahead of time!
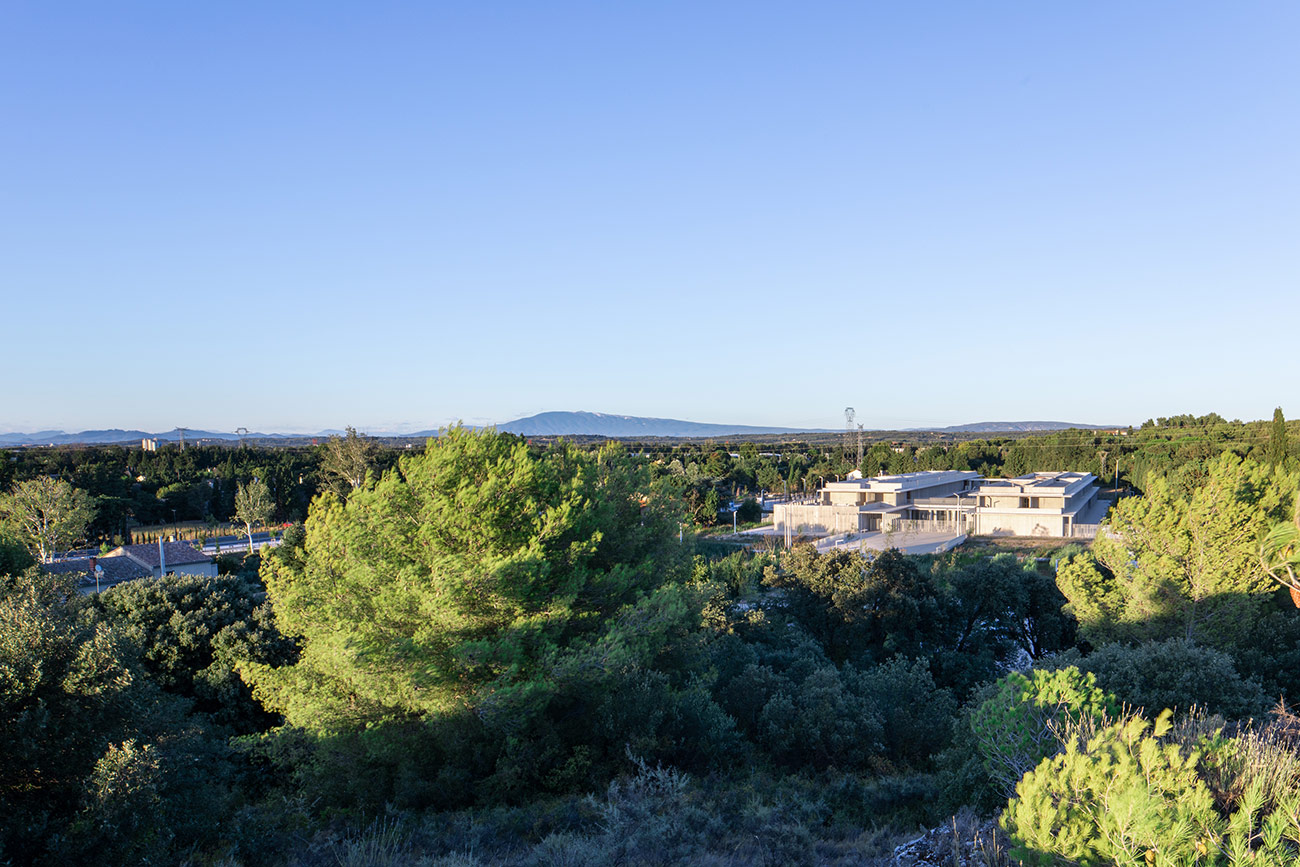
[1064,453,1297,646]
[1071,639,1267,719]
[7,412,1300,863]
[243,427,704,806]
[969,667,1119,798]
[1003,709,1220,867]
[0,570,232,864]
[1270,407,1290,467]
[1003,708,1300,866]
[96,572,296,733]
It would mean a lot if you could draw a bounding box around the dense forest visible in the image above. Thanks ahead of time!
[2,412,1300,864]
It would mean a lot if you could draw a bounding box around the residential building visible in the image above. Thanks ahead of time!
[106,541,218,580]
[43,540,218,592]
[44,554,151,590]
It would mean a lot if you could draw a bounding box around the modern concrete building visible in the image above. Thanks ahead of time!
[964,472,1106,537]
[771,470,1105,539]
[772,470,979,535]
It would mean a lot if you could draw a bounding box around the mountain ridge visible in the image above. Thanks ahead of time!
[495,411,824,438]
[905,421,1122,433]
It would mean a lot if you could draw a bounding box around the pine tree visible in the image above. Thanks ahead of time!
[245,427,690,732]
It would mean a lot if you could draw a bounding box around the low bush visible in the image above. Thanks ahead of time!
[1075,639,1267,719]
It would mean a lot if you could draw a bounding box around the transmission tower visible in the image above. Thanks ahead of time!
[844,408,856,468]
[176,427,187,451]
[857,423,864,470]
[236,427,249,448]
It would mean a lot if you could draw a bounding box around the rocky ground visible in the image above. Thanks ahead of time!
[889,814,1010,867]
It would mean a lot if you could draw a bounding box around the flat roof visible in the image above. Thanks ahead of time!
[972,472,1095,494]
[823,470,979,492]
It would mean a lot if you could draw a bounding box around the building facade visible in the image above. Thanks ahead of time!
[772,470,979,535]
[964,472,1105,537]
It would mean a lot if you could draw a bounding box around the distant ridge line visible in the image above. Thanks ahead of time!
[486,411,827,438]
[905,421,1123,433]
[0,415,1129,446]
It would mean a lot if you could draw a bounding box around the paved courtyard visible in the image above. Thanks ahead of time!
[740,525,966,556]
[817,529,967,556]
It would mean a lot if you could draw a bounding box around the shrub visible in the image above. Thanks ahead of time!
[1003,708,1300,867]
[1077,639,1268,719]
[736,498,762,524]
[970,667,1119,798]
[1003,710,1218,867]
[849,657,957,766]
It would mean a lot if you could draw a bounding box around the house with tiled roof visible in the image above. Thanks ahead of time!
[105,541,218,580]
[44,554,151,591]
[44,540,218,593]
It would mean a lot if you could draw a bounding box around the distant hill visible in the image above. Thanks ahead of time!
[0,415,818,446]
[484,411,825,438]
[0,428,293,446]
[907,421,1122,433]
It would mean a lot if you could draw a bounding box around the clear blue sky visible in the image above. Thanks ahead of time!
[3,2,1297,433]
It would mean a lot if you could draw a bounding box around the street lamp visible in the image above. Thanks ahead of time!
[953,490,970,534]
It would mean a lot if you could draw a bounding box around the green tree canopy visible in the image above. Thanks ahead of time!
[1064,453,1297,646]
[971,666,1119,799]
[0,528,35,579]
[96,573,296,734]
[0,571,230,864]
[1270,407,1290,467]
[1069,638,1266,719]
[319,425,377,498]
[245,427,689,736]
[1,476,95,563]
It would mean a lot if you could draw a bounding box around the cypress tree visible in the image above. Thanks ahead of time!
[1270,407,1289,466]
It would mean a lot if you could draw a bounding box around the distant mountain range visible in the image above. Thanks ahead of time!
[492,411,824,438]
[907,421,1122,433]
[0,428,301,447]
[0,414,1121,446]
